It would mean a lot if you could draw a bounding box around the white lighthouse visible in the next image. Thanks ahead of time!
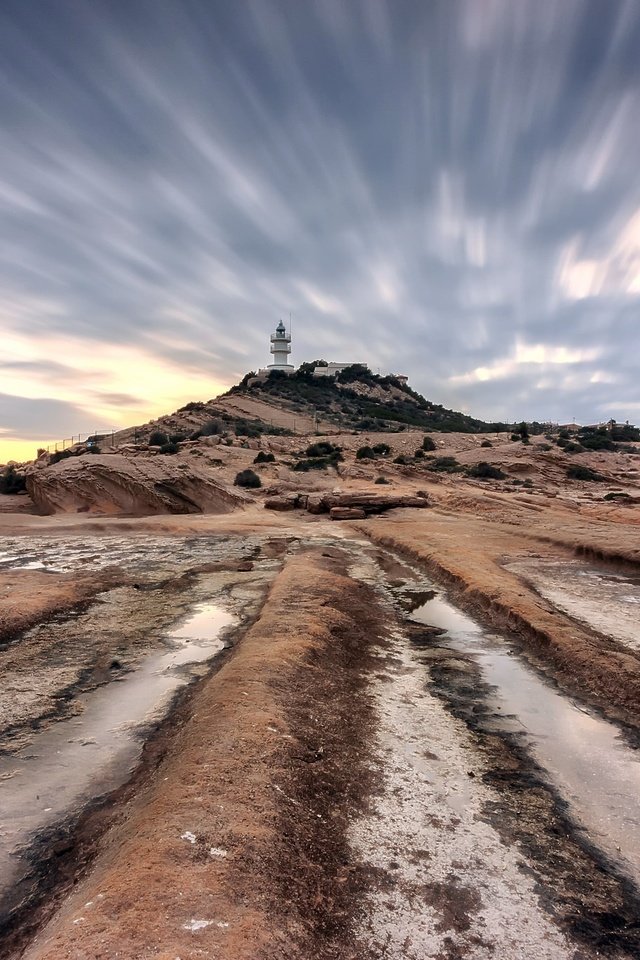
[267,320,294,371]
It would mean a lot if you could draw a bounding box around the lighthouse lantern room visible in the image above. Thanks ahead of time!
[267,320,294,371]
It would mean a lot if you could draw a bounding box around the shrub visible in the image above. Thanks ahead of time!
[480,439,492,448]
[538,443,553,451]
[200,420,223,437]
[372,442,391,456]
[374,476,390,484]
[567,464,604,482]
[149,430,168,446]
[393,455,412,465]
[564,441,584,453]
[254,451,275,464]
[159,442,179,455]
[465,461,506,480]
[177,401,204,412]
[422,436,436,451]
[510,434,520,442]
[603,491,631,501]
[356,446,376,460]
[427,456,463,473]
[306,441,340,458]
[0,466,27,494]
[234,469,262,488]
[518,421,529,441]
[169,433,187,444]
[414,449,425,458]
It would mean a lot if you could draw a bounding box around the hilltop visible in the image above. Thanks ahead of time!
[228,363,510,434]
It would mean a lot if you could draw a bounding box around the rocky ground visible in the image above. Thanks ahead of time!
[1,427,640,958]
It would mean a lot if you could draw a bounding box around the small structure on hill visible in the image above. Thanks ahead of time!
[313,361,360,378]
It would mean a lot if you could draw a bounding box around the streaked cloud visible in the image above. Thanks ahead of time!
[1,0,640,458]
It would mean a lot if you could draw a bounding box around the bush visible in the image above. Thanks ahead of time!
[234,469,262,488]
[159,442,179,455]
[374,476,390,484]
[149,430,168,446]
[393,455,412,465]
[356,446,376,460]
[0,466,27,494]
[414,449,425,458]
[564,441,584,453]
[306,441,340,458]
[465,461,506,480]
[567,464,604,482]
[427,456,463,473]
[254,451,275,464]
[422,436,436,451]
[200,420,223,437]
[480,439,492,448]
[510,434,520,442]
[372,442,391,456]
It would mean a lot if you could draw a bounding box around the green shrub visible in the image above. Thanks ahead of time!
[480,439,492,448]
[465,461,506,480]
[414,449,425,458]
[356,446,376,460]
[567,464,604,482]
[393,455,412,465]
[372,442,391,456]
[538,443,553,451]
[422,436,436,451]
[306,441,340,458]
[427,456,463,473]
[603,491,631,501]
[149,430,168,446]
[159,442,179,455]
[0,466,27,494]
[374,476,390,484]
[564,441,584,453]
[234,469,262,488]
[254,451,275,464]
[510,434,520,442]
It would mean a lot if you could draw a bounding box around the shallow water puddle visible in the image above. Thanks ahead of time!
[506,557,640,652]
[412,594,640,889]
[0,600,235,908]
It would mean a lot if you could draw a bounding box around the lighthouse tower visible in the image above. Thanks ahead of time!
[267,320,294,371]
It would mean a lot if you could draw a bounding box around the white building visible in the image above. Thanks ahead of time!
[313,361,359,378]
[267,320,294,372]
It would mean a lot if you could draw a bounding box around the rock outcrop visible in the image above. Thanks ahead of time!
[265,491,429,517]
[26,454,244,516]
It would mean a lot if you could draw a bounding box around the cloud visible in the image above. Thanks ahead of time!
[0,0,639,439]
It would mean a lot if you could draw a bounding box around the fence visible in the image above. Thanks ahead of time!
[44,429,119,454]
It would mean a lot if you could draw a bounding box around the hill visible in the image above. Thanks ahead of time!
[227,363,509,434]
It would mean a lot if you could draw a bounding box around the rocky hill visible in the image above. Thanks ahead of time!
[228,363,510,434]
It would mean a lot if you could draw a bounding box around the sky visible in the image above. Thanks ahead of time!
[2,0,640,462]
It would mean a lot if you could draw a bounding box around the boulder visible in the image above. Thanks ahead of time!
[330,506,367,520]
[25,454,244,517]
[264,495,298,512]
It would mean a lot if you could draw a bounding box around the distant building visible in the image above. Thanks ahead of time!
[313,361,360,378]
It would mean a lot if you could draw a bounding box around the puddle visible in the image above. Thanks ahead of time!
[411,594,640,889]
[506,557,640,652]
[0,600,235,913]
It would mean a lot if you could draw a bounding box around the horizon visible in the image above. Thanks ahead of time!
[2,1,640,463]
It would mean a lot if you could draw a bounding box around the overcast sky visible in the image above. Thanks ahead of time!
[2,0,640,458]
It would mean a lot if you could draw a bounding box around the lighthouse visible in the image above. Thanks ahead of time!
[267,320,294,371]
